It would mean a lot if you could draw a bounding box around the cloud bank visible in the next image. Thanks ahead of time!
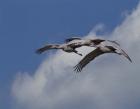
[12,2,140,109]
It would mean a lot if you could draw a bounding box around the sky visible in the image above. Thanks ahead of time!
[0,0,140,109]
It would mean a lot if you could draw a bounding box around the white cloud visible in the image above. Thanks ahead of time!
[12,2,140,109]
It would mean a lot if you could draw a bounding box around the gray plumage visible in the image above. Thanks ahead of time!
[36,43,83,56]
[74,40,132,72]
[36,38,105,56]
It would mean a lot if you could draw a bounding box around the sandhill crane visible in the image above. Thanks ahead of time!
[36,43,83,56]
[36,37,105,56]
[74,40,132,72]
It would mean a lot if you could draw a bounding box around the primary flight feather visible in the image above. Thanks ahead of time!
[74,40,132,72]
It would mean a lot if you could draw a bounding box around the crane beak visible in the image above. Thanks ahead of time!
[120,49,132,63]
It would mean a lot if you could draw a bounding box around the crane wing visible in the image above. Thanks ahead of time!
[120,49,132,62]
[107,40,120,46]
[36,44,59,54]
[65,37,82,43]
[74,48,105,72]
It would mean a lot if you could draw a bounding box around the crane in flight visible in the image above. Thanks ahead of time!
[36,37,105,56]
[74,40,132,72]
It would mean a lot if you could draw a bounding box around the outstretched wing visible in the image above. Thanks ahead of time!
[109,40,120,46]
[74,48,104,72]
[120,49,132,62]
[65,37,82,43]
[36,44,59,54]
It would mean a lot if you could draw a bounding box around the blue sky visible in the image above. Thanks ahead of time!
[0,0,139,109]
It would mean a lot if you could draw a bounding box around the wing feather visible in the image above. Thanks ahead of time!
[65,37,81,43]
[36,44,59,54]
[109,40,120,46]
[74,48,104,72]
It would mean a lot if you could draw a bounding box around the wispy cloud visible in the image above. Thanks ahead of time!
[12,2,140,109]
